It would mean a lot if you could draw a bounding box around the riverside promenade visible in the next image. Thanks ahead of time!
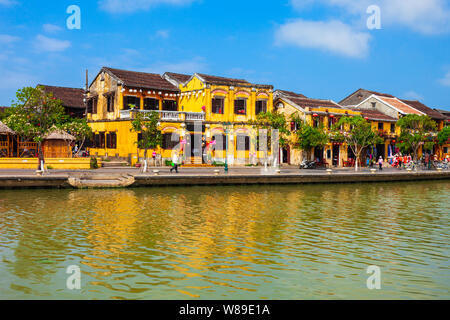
[0,166,450,189]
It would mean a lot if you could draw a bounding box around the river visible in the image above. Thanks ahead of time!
[0,181,449,299]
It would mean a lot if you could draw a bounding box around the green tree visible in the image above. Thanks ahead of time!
[130,111,162,172]
[437,126,450,146]
[396,114,437,160]
[60,118,93,156]
[250,110,291,148]
[331,116,383,171]
[291,113,328,160]
[4,86,66,170]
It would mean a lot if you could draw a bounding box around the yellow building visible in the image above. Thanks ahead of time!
[163,72,274,165]
[88,68,274,166]
[274,90,362,166]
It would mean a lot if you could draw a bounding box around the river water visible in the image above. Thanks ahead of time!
[0,181,449,299]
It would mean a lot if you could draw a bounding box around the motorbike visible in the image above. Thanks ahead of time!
[299,160,316,169]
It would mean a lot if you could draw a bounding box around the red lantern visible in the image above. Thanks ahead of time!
[364,117,369,120]
[313,113,318,117]
[329,114,335,118]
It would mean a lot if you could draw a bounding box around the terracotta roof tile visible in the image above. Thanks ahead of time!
[377,96,423,115]
[40,85,85,109]
[289,97,341,109]
[400,100,447,120]
[164,72,191,84]
[340,88,394,106]
[103,67,179,92]
[197,73,273,88]
[349,108,397,122]
[276,90,308,99]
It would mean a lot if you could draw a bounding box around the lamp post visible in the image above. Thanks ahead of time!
[224,122,231,173]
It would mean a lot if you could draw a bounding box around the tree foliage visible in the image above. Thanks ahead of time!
[331,116,383,171]
[4,86,66,142]
[249,111,291,148]
[291,113,328,159]
[130,111,162,158]
[396,114,437,159]
[437,126,450,146]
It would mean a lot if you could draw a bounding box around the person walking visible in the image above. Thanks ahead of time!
[378,156,383,171]
[170,151,179,173]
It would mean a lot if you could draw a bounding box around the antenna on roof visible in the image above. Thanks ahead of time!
[85,69,89,92]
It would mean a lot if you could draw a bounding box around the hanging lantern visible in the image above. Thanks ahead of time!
[364,116,369,120]
[329,114,335,118]
[313,113,318,117]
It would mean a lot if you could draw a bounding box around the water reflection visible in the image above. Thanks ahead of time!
[0,181,449,299]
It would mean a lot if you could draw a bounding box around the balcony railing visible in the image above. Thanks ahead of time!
[119,109,205,121]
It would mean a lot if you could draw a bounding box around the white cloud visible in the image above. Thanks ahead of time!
[155,29,170,39]
[0,34,20,44]
[291,0,450,34]
[439,70,450,87]
[0,0,17,6]
[43,24,63,33]
[99,0,196,13]
[142,57,207,74]
[33,35,71,52]
[0,71,36,89]
[403,91,424,101]
[275,19,371,58]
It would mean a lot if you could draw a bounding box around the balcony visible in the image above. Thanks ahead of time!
[119,110,205,122]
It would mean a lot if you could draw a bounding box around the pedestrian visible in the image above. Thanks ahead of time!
[170,151,179,173]
[378,156,383,171]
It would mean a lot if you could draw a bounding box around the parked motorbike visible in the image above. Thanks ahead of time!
[299,160,316,169]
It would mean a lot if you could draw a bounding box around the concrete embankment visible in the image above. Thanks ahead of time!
[0,170,449,189]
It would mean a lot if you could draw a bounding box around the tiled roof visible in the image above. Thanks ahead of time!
[350,108,397,122]
[40,85,85,109]
[400,100,447,120]
[377,96,423,115]
[164,72,191,84]
[103,67,179,92]
[196,73,273,88]
[340,88,394,106]
[434,109,450,119]
[276,90,308,99]
[0,106,9,113]
[289,97,341,109]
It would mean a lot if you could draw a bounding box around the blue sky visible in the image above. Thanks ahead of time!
[0,0,449,109]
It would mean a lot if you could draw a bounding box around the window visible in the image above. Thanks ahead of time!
[378,122,384,131]
[234,99,247,115]
[328,117,337,129]
[212,134,226,151]
[162,133,180,150]
[162,100,177,111]
[256,100,267,115]
[444,147,448,154]
[106,94,115,113]
[212,97,224,114]
[236,135,250,151]
[123,96,140,110]
[371,102,376,108]
[390,123,395,133]
[144,98,159,110]
[106,132,117,149]
[87,97,98,114]
[99,132,105,148]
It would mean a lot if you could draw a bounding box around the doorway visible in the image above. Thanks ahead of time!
[332,144,340,166]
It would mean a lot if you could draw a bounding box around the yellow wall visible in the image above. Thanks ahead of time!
[0,158,100,169]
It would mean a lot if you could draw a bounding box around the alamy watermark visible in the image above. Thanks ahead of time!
[366,265,381,290]
[367,5,381,30]
[66,5,81,30]
[66,265,81,290]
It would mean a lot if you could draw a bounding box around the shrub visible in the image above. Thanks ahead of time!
[90,157,99,169]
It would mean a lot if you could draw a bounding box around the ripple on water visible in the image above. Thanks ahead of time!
[0,182,449,299]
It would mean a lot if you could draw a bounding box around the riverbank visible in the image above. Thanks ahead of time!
[1,166,450,189]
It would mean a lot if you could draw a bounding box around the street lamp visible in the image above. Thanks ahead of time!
[223,122,232,173]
